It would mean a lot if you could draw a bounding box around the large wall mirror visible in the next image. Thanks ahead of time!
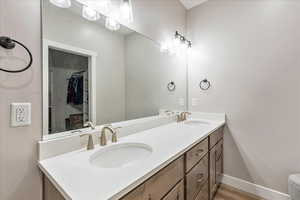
[42,0,187,139]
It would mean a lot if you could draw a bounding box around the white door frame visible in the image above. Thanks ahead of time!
[43,39,97,140]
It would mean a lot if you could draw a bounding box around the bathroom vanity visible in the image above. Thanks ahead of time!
[41,117,224,200]
[121,127,223,200]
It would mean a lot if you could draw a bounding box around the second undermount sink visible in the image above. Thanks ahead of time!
[90,143,153,168]
[184,120,211,126]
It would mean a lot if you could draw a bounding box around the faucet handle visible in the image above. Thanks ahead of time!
[84,121,95,130]
[111,127,122,143]
[80,134,94,150]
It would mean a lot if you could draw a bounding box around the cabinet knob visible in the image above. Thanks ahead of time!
[197,173,204,183]
[195,149,204,156]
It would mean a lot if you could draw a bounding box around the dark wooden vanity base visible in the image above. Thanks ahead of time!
[43,126,224,200]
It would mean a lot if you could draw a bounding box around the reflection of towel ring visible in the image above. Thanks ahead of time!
[167,81,176,92]
[0,36,33,73]
[199,79,211,90]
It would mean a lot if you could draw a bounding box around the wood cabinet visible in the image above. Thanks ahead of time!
[162,180,184,200]
[44,126,224,200]
[209,130,224,200]
[185,138,208,173]
[186,154,209,200]
[122,156,184,200]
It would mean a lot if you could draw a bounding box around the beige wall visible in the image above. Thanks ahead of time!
[0,0,43,200]
[0,0,186,200]
[187,0,300,193]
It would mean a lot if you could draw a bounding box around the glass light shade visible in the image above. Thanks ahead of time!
[172,37,181,49]
[160,42,169,53]
[82,5,100,21]
[120,0,133,23]
[105,16,120,31]
[49,0,71,8]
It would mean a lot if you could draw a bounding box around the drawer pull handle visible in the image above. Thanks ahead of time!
[197,173,204,183]
[195,149,204,156]
[148,194,152,200]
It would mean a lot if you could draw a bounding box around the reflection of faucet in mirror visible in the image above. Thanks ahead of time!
[177,112,191,122]
[100,125,121,146]
[84,121,96,130]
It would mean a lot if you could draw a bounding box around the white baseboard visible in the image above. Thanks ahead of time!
[221,174,290,200]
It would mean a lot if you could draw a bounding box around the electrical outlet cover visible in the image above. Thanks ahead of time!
[11,103,31,127]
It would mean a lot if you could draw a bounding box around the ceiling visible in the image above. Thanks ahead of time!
[179,0,209,9]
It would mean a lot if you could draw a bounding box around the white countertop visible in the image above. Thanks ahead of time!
[39,116,225,200]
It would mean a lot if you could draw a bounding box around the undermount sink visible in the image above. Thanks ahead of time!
[90,143,153,168]
[184,120,211,126]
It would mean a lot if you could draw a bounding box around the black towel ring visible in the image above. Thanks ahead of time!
[199,79,211,90]
[167,81,176,92]
[0,36,33,73]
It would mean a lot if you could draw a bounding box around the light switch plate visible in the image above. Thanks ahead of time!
[178,98,185,106]
[192,98,199,106]
[11,103,31,127]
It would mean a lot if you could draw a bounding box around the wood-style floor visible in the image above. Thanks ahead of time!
[214,185,264,200]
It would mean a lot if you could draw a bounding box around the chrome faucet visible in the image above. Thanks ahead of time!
[177,112,191,122]
[84,121,96,130]
[100,125,121,146]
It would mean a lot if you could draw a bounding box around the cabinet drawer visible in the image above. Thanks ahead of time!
[209,127,224,149]
[121,184,146,200]
[186,154,209,200]
[195,181,209,200]
[162,180,184,200]
[186,138,208,172]
[145,156,184,200]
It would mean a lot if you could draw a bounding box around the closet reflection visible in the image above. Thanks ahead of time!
[48,49,89,134]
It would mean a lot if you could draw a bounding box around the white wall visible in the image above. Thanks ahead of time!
[187,0,300,193]
[0,0,43,200]
[126,0,187,44]
[44,1,126,125]
[125,33,187,119]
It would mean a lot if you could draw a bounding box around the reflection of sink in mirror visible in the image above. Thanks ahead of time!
[90,143,153,168]
[184,120,211,126]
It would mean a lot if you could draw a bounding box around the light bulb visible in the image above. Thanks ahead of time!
[120,0,133,23]
[173,37,181,49]
[82,5,100,21]
[105,16,120,31]
[160,42,169,53]
[49,0,71,8]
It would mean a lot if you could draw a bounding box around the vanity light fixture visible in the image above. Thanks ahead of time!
[49,0,71,8]
[160,31,192,56]
[120,0,133,23]
[105,16,121,31]
[82,5,100,21]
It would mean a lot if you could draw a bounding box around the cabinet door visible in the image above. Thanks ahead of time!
[162,180,184,200]
[195,181,209,200]
[215,140,223,186]
[145,156,184,200]
[186,154,209,200]
[209,145,217,200]
[121,184,147,200]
